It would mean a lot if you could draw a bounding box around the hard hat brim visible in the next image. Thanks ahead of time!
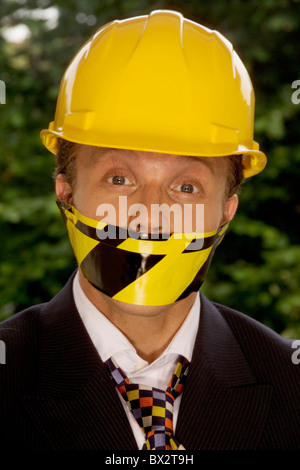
[40,128,267,179]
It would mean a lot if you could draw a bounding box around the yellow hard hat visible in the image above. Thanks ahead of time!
[41,9,267,178]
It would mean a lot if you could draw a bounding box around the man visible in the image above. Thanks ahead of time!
[0,10,299,450]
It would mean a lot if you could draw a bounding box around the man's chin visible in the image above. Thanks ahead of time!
[94,287,176,318]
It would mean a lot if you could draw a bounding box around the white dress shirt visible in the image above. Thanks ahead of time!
[72,272,200,449]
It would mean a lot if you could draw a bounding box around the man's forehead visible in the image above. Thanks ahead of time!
[80,145,225,174]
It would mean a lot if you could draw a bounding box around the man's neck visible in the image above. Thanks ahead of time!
[78,270,197,363]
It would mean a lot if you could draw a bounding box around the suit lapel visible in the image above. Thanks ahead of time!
[21,274,137,450]
[176,293,273,450]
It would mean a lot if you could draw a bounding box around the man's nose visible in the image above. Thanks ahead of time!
[127,185,173,235]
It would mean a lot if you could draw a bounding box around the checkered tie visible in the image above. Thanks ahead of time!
[105,355,189,450]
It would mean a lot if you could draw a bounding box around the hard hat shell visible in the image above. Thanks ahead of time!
[41,9,267,178]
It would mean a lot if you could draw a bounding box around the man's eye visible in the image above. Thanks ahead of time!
[108,175,131,185]
[174,183,199,194]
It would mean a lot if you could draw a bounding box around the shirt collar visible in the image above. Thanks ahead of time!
[73,271,200,371]
[73,272,133,362]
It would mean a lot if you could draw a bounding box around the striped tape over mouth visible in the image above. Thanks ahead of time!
[57,199,228,306]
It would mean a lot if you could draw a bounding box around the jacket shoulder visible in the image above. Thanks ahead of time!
[0,303,43,337]
[0,272,76,355]
[210,299,299,395]
[0,304,43,349]
[0,305,44,391]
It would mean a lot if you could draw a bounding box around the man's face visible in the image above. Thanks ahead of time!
[56,145,238,235]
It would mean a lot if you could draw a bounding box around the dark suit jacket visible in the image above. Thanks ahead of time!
[0,273,299,450]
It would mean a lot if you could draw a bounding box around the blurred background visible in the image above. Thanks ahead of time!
[0,0,299,337]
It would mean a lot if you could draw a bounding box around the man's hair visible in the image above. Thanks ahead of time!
[54,138,245,198]
[225,153,245,198]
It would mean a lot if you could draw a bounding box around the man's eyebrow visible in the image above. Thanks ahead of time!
[174,155,219,175]
[89,146,120,164]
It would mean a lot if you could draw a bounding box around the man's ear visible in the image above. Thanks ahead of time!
[55,174,73,205]
[221,194,239,225]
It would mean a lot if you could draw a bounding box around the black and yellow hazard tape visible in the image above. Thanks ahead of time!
[57,200,228,306]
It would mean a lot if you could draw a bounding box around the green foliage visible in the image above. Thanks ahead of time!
[0,0,299,336]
